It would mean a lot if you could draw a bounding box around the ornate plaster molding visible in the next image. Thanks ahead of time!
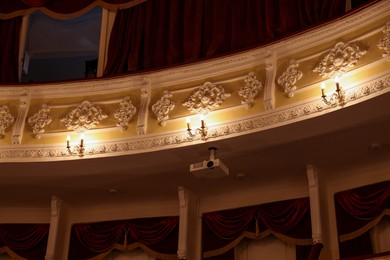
[114,97,137,131]
[378,21,390,60]
[313,41,367,79]
[28,104,52,139]
[60,101,108,133]
[277,59,303,98]
[182,82,231,115]
[238,72,262,108]
[0,105,14,139]
[136,78,152,135]
[263,51,276,110]
[152,90,175,126]
[1,74,387,161]
[12,89,30,144]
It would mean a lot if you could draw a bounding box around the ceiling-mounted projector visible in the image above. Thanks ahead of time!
[190,147,229,179]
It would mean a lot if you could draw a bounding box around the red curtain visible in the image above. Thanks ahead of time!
[0,16,22,83]
[202,197,313,259]
[334,181,390,259]
[0,0,145,19]
[104,0,346,76]
[69,216,179,260]
[0,224,49,260]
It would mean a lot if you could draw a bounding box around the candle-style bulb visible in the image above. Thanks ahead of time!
[200,114,205,128]
[186,118,191,130]
[321,82,326,97]
[80,133,84,147]
[335,76,340,91]
[66,135,71,148]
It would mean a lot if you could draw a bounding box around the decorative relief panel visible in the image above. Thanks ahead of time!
[60,101,108,133]
[152,90,175,126]
[238,72,262,108]
[28,104,52,139]
[277,59,303,98]
[378,22,390,60]
[182,82,231,115]
[114,96,137,131]
[313,41,367,79]
[0,105,14,139]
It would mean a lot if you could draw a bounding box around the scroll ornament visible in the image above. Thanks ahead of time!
[152,90,175,126]
[377,22,390,60]
[60,101,107,133]
[277,59,303,98]
[238,72,263,107]
[182,82,231,115]
[114,96,137,131]
[0,105,14,138]
[28,104,52,139]
[313,41,367,79]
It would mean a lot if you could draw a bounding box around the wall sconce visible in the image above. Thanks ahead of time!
[66,133,85,157]
[186,115,207,140]
[320,76,346,106]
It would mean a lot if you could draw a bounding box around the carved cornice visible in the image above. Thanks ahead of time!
[1,74,388,161]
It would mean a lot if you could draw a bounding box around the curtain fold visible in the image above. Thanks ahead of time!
[0,0,146,19]
[0,224,49,260]
[334,181,390,259]
[0,16,22,83]
[69,216,179,260]
[104,0,346,76]
[202,197,312,259]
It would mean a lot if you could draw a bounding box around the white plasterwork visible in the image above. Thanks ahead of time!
[378,21,390,60]
[0,74,387,161]
[0,105,15,139]
[263,51,276,110]
[12,89,30,144]
[28,104,52,139]
[277,59,303,98]
[60,101,108,133]
[313,41,367,79]
[238,72,262,108]
[183,81,231,115]
[114,96,137,131]
[137,78,152,135]
[152,90,175,126]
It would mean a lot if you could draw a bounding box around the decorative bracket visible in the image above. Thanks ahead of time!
[277,59,303,98]
[0,105,15,139]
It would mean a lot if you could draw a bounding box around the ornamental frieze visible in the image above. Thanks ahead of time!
[0,105,14,139]
[182,82,231,115]
[60,101,108,133]
[313,41,367,79]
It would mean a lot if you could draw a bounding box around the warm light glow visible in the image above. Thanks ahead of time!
[335,76,340,83]
[66,135,70,148]
[80,133,85,147]
[186,117,191,130]
[321,82,326,89]
[200,114,205,128]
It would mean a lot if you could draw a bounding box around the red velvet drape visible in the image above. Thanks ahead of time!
[104,0,346,76]
[0,16,22,83]
[0,224,49,260]
[202,197,312,259]
[69,216,179,260]
[334,181,390,259]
